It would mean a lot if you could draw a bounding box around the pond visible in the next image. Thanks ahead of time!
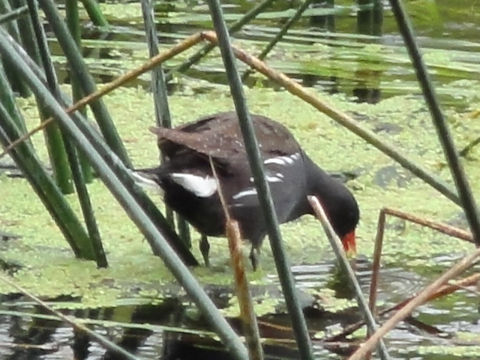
[72,0,480,107]
[0,0,480,359]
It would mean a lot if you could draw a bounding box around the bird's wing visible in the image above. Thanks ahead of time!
[149,126,244,161]
[150,111,301,160]
[251,115,301,157]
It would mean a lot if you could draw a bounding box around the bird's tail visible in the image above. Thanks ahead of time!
[131,167,164,195]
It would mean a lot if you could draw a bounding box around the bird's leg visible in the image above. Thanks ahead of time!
[249,246,261,271]
[199,234,210,267]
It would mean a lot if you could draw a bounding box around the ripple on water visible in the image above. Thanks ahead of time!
[289,258,427,305]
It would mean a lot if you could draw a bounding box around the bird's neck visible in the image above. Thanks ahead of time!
[302,153,350,215]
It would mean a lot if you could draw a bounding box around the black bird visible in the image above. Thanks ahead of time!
[135,111,359,268]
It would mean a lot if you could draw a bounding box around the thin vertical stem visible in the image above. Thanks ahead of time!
[201,31,460,206]
[66,0,93,182]
[211,157,263,360]
[206,1,314,359]
[366,208,386,360]
[80,0,108,27]
[308,196,391,360]
[39,0,131,167]
[0,63,28,135]
[140,0,192,246]
[227,220,264,360]
[243,0,313,81]
[369,209,385,315]
[140,0,171,129]
[0,27,199,266]
[0,0,30,96]
[11,0,39,62]
[388,0,480,246]
[27,0,106,266]
[357,0,374,34]
[348,248,480,360]
[0,104,92,259]
[0,34,247,356]
[166,0,275,81]
[68,140,107,267]
[24,0,74,194]
[0,4,28,25]
[372,0,384,36]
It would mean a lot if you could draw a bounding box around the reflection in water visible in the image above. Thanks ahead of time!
[353,0,384,103]
[310,0,335,30]
[3,306,60,359]
[304,0,339,95]
[162,336,304,360]
[58,0,478,108]
[0,257,476,359]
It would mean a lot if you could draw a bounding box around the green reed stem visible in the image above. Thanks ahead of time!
[389,0,480,246]
[309,196,391,360]
[80,0,108,27]
[1,28,198,266]
[207,1,314,359]
[38,0,131,167]
[0,4,27,25]
[243,0,313,81]
[140,0,192,247]
[0,33,246,358]
[66,0,93,182]
[0,0,30,97]
[166,0,275,82]
[0,103,94,259]
[27,0,106,266]
[0,63,28,136]
[26,0,74,194]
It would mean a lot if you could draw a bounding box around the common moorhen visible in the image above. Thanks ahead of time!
[135,111,359,268]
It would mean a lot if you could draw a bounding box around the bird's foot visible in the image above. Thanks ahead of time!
[249,247,261,271]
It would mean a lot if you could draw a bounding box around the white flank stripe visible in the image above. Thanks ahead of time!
[264,152,299,166]
[249,175,283,182]
[232,188,257,200]
[266,175,282,183]
[264,157,287,166]
[283,155,294,165]
[170,173,217,197]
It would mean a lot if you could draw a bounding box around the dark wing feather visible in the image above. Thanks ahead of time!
[149,111,301,162]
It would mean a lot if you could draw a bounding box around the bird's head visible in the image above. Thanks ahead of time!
[327,192,359,256]
[305,156,360,256]
[310,187,359,256]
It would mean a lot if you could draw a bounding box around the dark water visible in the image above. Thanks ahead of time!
[68,0,480,108]
[0,257,478,359]
[2,0,480,359]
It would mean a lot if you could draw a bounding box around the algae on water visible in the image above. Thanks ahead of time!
[1,83,479,311]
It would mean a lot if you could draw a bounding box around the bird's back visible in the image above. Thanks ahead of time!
[150,111,301,163]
